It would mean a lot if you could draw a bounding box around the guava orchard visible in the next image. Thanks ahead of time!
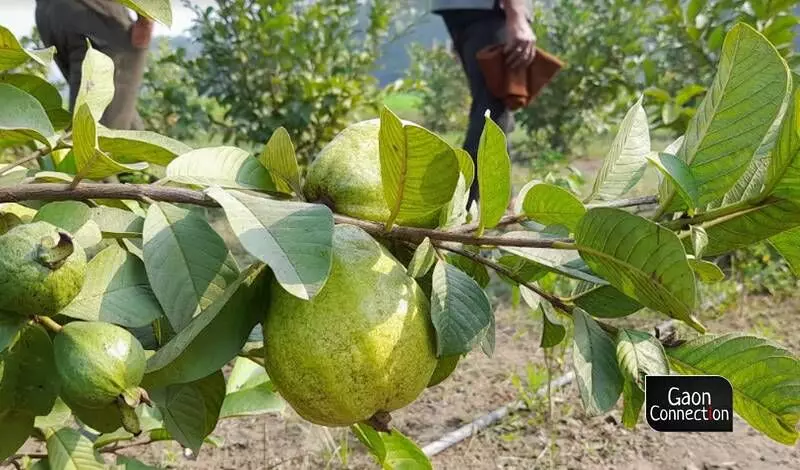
[648,387,731,422]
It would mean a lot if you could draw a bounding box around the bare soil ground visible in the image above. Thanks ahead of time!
[105,292,800,470]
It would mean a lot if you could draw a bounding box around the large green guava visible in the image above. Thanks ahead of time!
[54,321,146,410]
[0,222,86,316]
[263,224,438,427]
[304,119,441,228]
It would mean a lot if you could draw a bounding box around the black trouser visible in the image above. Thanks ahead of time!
[439,9,514,207]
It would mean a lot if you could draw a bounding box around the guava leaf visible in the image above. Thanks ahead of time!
[445,249,490,288]
[0,25,54,72]
[520,284,541,310]
[0,324,58,416]
[115,0,172,26]
[586,97,650,201]
[34,398,72,432]
[454,147,475,188]
[378,107,460,228]
[572,308,623,415]
[0,74,70,130]
[60,244,163,328]
[116,456,162,470]
[143,202,240,331]
[770,226,800,275]
[690,225,708,257]
[0,410,34,461]
[768,82,800,200]
[0,83,55,148]
[220,358,283,419]
[0,317,25,353]
[97,127,191,166]
[143,265,267,388]
[150,371,225,453]
[575,208,702,331]
[72,104,147,179]
[521,183,586,231]
[700,198,800,256]
[688,258,725,283]
[621,378,644,429]
[667,334,800,445]
[406,237,436,278]
[90,206,144,238]
[33,201,92,233]
[660,24,790,211]
[45,427,105,470]
[259,127,301,196]
[571,283,642,318]
[615,329,669,388]
[646,153,699,209]
[476,114,511,232]
[540,301,566,349]
[165,147,276,191]
[430,260,492,357]
[351,424,432,470]
[74,45,115,120]
[500,234,607,284]
[206,187,333,300]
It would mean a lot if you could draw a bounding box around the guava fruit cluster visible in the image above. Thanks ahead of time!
[0,221,86,317]
[264,120,464,428]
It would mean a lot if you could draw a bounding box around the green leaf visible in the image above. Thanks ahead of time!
[660,24,791,210]
[644,87,670,102]
[521,183,586,231]
[500,235,608,284]
[675,84,706,106]
[143,202,239,331]
[259,127,301,195]
[0,83,55,148]
[668,334,800,445]
[143,265,267,388]
[97,127,191,166]
[768,83,800,200]
[496,254,548,284]
[0,324,59,416]
[206,187,333,300]
[165,146,276,191]
[621,379,644,429]
[378,107,459,228]
[586,97,650,201]
[90,206,144,238]
[116,456,162,470]
[59,244,163,327]
[74,45,115,120]
[615,329,668,387]
[115,0,172,26]
[572,308,623,415]
[220,381,283,419]
[0,25,54,72]
[690,225,708,257]
[520,284,541,311]
[476,114,511,231]
[430,260,492,357]
[688,258,725,283]
[34,398,72,431]
[406,237,436,278]
[33,201,91,234]
[46,428,105,470]
[769,226,800,275]
[0,410,34,460]
[701,199,800,256]
[0,74,70,130]
[225,357,268,393]
[72,104,147,179]
[445,249,490,288]
[540,301,566,348]
[150,371,225,453]
[352,424,432,470]
[454,148,475,189]
[661,101,680,125]
[0,317,24,353]
[575,208,702,331]
[571,283,642,318]
[646,153,699,209]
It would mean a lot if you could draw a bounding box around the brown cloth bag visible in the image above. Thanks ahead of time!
[476,44,564,110]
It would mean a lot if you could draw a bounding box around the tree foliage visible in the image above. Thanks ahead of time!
[0,12,800,470]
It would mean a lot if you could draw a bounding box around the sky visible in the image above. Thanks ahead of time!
[1,0,215,39]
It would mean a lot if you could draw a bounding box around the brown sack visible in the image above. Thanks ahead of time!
[476,44,564,110]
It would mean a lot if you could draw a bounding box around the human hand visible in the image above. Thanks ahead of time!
[131,16,154,49]
[503,13,536,70]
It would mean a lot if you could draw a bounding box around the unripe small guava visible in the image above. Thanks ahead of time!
[263,224,437,427]
[54,321,146,410]
[0,222,86,316]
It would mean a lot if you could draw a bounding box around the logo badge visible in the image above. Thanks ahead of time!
[645,375,733,433]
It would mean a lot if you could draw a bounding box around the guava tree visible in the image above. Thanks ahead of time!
[0,5,799,469]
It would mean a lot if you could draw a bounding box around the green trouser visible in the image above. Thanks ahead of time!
[35,0,147,130]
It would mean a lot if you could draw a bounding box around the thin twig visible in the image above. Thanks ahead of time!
[586,195,658,209]
[0,152,43,176]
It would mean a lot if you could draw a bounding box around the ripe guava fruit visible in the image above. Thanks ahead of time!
[304,119,441,228]
[0,222,86,316]
[54,321,146,411]
[263,224,437,427]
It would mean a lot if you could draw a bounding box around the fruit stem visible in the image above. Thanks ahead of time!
[35,315,63,333]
